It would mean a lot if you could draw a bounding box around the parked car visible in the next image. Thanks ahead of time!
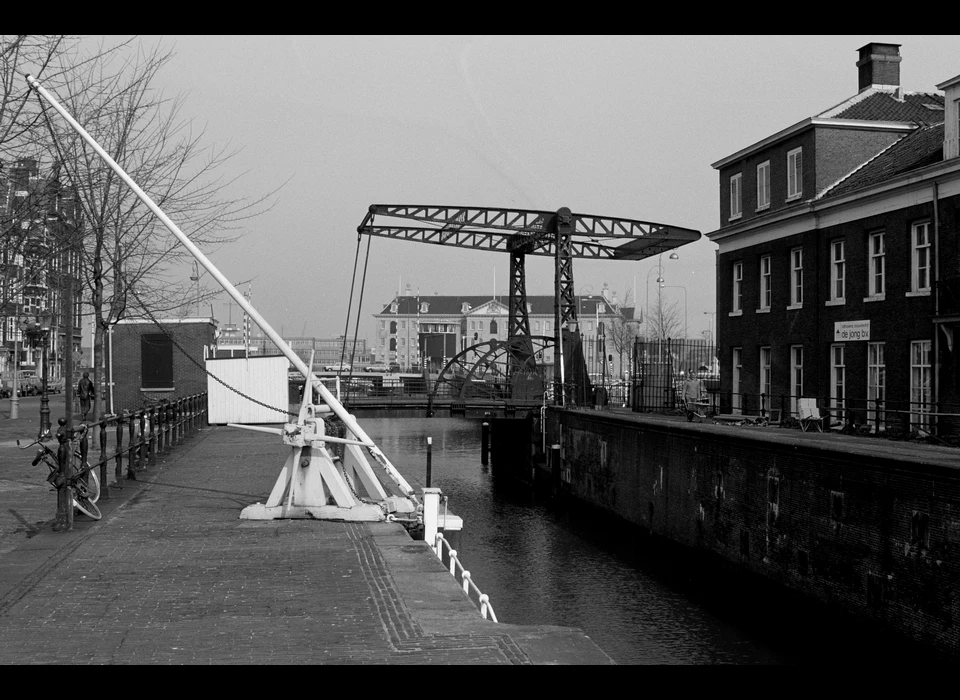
[323,363,351,372]
[364,363,390,373]
[47,377,65,394]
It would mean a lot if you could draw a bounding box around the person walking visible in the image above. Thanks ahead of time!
[682,371,704,421]
[77,371,94,421]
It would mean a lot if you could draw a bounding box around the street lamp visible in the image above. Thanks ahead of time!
[190,261,201,317]
[37,310,52,440]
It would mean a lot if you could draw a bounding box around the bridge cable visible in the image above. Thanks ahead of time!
[338,230,365,376]
[349,234,373,374]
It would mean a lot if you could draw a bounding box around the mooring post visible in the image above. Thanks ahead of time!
[481,420,490,465]
[426,436,433,488]
[551,443,561,490]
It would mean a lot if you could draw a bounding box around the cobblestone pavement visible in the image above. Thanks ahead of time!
[0,409,612,665]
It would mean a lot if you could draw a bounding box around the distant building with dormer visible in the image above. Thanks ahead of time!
[372,283,628,374]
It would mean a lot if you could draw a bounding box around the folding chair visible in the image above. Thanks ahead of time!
[798,398,824,432]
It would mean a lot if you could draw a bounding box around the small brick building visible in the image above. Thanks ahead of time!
[111,318,217,413]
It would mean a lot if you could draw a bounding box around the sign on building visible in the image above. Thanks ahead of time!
[834,320,870,341]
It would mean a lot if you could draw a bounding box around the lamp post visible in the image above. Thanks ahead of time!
[37,310,52,440]
[645,267,665,339]
[704,311,716,343]
[190,261,201,316]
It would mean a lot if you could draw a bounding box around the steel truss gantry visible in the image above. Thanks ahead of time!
[358,205,700,405]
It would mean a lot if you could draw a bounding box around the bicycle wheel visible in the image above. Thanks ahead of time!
[73,489,102,520]
[81,466,100,504]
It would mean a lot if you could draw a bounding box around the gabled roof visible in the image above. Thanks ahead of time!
[817,89,944,124]
[713,88,944,170]
[820,122,944,199]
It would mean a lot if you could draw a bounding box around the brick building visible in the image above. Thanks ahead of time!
[0,157,83,379]
[111,318,216,413]
[708,42,960,432]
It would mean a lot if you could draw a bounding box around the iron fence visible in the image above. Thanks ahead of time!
[75,392,208,497]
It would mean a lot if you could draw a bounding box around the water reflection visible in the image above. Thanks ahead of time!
[364,416,794,664]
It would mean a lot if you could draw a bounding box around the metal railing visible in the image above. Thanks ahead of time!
[432,532,498,623]
[75,392,208,497]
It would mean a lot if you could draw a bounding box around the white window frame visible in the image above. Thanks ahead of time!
[867,342,885,429]
[756,161,770,211]
[829,240,845,304]
[789,248,803,308]
[731,261,743,315]
[729,173,742,220]
[867,231,885,300]
[732,347,743,414]
[911,221,931,295]
[759,256,771,311]
[910,340,932,430]
[787,147,802,200]
[830,344,845,418]
[791,345,803,418]
[759,346,772,415]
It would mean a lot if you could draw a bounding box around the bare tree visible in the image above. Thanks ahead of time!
[37,39,278,416]
[1,36,143,380]
[605,284,641,379]
[644,284,683,342]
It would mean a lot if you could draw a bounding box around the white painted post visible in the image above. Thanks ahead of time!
[422,487,441,551]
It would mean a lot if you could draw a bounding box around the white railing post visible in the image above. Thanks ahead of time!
[448,549,457,576]
[461,570,471,594]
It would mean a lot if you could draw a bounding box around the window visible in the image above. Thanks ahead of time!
[141,334,173,389]
[756,161,770,210]
[759,256,771,310]
[732,261,743,314]
[831,344,845,416]
[868,231,885,298]
[911,340,932,430]
[490,320,498,334]
[730,173,742,220]
[830,240,845,303]
[732,347,743,413]
[791,345,803,418]
[389,321,397,334]
[912,221,931,294]
[787,147,802,200]
[868,342,885,429]
[790,248,803,307]
[760,346,771,415]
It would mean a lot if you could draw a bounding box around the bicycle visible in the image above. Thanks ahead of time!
[19,424,101,520]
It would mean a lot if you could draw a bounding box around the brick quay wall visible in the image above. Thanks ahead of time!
[532,408,960,657]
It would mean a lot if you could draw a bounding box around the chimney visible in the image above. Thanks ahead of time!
[857,43,902,93]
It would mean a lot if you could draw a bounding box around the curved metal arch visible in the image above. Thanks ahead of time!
[432,336,554,401]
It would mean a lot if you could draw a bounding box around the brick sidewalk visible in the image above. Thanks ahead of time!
[0,421,613,664]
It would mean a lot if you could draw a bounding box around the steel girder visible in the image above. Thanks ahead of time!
[358,204,701,405]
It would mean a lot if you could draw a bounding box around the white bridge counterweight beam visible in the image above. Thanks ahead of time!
[26,73,417,505]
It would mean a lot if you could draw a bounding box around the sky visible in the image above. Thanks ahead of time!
[73,35,960,343]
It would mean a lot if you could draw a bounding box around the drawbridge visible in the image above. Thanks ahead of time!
[358,205,701,406]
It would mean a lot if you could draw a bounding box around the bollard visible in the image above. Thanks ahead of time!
[481,421,490,465]
[426,436,433,488]
[550,443,561,489]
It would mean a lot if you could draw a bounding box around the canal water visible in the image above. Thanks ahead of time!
[363,415,791,663]
[362,414,935,665]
